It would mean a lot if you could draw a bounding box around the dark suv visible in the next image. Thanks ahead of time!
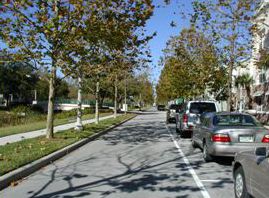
[157,105,166,111]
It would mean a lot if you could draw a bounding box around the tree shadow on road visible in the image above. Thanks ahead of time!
[26,113,232,198]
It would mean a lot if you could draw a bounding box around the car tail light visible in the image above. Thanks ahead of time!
[262,135,269,143]
[183,114,188,123]
[211,134,231,142]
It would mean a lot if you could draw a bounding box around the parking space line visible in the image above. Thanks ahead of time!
[166,126,211,198]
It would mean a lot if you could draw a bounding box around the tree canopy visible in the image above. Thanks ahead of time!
[157,28,227,103]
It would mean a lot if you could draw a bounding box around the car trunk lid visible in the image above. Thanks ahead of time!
[215,127,265,143]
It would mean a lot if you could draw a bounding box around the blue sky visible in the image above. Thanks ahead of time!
[0,0,193,84]
[146,0,192,84]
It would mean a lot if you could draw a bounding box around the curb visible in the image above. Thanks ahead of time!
[0,114,137,191]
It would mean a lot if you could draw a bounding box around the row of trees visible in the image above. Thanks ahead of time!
[0,0,154,138]
[157,0,262,110]
[156,28,227,104]
[0,60,153,108]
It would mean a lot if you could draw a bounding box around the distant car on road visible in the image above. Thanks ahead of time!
[233,146,269,198]
[167,104,182,123]
[192,112,269,162]
[175,100,218,137]
[157,104,166,111]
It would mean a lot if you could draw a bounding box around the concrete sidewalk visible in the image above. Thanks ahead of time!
[0,115,116,146]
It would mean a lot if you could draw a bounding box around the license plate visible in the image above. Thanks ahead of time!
[239,136,254,143]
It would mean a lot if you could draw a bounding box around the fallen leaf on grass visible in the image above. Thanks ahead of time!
[10,181,18,187]
[40,141,46,145]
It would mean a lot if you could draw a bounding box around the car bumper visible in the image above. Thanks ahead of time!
[182,124,194,132]
[208,143,267,157]
[168,117,176,122]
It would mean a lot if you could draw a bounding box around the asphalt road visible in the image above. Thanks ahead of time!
[0,110,235,198]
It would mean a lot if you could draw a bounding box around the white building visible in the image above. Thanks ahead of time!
[236,0,269,112]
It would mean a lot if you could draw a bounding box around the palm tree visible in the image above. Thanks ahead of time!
[235,73,254,110]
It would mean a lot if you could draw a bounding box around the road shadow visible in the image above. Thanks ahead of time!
[101,120,170,145]
[25,112,232,198]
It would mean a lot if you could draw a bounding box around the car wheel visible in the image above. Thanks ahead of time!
[180,131,185,138]
[234,166,250,198]
[191,139,197,148]
[175,122,179,133]
[203,143,213,162]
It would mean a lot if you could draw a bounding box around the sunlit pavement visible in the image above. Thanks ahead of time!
[0,109,234,198]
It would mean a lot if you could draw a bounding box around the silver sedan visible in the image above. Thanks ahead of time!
[192,112,269,162]
[233,147,269,198]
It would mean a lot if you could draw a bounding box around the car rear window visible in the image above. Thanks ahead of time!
[213,114,262,127]
[189,102,216,114]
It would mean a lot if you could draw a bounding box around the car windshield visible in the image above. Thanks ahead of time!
[213,114,262,127]
[189,102,216,114]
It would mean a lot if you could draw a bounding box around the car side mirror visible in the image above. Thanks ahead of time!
[255,147,268,165]
[255,147,267,156]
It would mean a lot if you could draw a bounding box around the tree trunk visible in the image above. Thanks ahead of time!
[124,75,127,115]
[246,86,253,109]
[114,75,118,118]
[99,93,105,108]
[227,17,236,112]
[95,80,100,124]
[227,61,234,112]
[139,93,142,111]
[46,65,56,139]
[75,75,83,131]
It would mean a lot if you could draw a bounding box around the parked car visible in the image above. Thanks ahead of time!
[167,104,182,123]
[157,104,166,111]
[233,146,269,198]
[175,100,218,137]
[192,112,269,162]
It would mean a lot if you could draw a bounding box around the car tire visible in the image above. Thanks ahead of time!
[175,122,180,133]
[180,131,185,138]
[203,143,213,162]
[191,139,198,148]
[234,166,250,198]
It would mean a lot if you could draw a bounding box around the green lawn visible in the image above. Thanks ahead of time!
[0,114,135,176]
[0,112,112,138]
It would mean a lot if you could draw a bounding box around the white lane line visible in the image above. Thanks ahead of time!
[166,126,211,198]
[201,180,222,182]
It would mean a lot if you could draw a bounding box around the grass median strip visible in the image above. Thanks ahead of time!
[0,114,135,176]
[0,112,112,138]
